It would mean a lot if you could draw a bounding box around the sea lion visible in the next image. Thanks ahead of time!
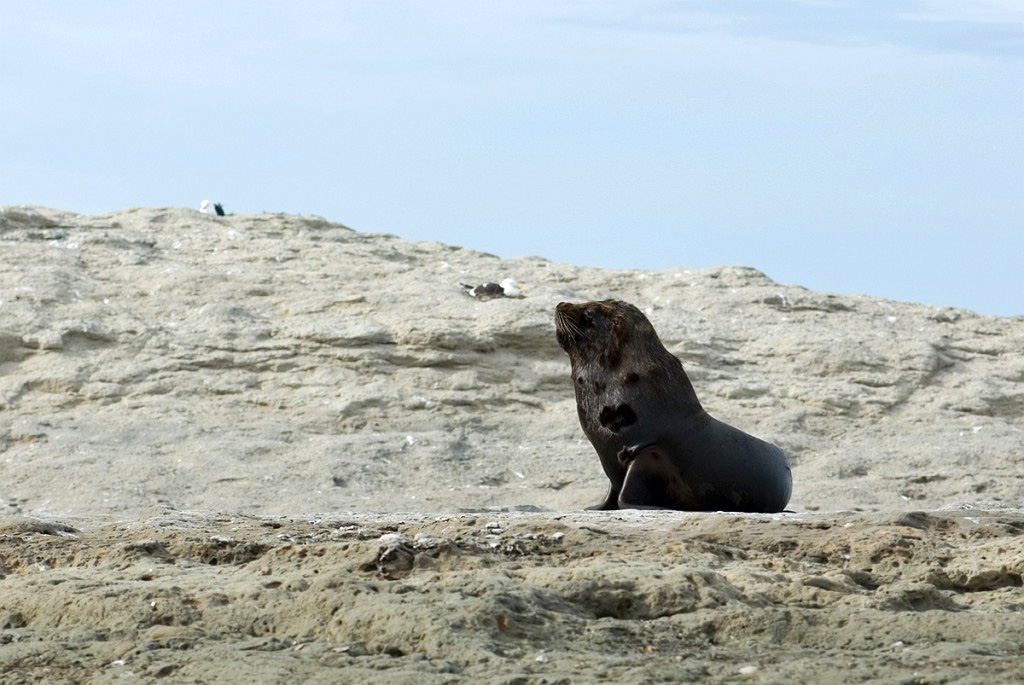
[555,299,792,513]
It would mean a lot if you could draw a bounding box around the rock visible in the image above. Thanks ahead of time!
[0,205,1021,517]
[2,205,1024,683]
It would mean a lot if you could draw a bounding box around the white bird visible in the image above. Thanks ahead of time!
[461,278,524,300]
[199,200,225,216]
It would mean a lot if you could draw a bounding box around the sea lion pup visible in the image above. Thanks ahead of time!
[555,300,792,513]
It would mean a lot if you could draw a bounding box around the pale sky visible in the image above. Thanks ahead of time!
[4,1,1022,315]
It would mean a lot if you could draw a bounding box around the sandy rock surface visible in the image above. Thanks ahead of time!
[1,206,1023,683]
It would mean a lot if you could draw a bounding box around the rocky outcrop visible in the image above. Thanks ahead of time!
[1,206,1022,517]
[3,207,1024,683]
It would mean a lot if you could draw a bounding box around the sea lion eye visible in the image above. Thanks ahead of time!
[583,310,595,325]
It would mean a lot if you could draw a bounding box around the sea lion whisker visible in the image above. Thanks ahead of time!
[556,311,583,342]
[564,318,582,339]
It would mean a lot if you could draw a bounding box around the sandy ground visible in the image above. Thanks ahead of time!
[1,206,1023,683]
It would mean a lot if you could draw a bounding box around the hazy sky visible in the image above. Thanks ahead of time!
[4,1,1022,315]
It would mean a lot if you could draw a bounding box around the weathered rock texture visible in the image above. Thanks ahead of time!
[1,206,1022,683]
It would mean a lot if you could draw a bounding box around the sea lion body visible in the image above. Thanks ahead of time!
[555,299,792,513]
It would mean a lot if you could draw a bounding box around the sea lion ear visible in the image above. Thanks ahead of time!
[613,316,630,343]
[603,316,629,367]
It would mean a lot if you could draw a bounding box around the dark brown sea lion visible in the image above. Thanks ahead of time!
[555,299,792,513]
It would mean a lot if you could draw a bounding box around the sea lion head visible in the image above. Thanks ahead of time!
[555,299,700,405]
[555,300,658,370]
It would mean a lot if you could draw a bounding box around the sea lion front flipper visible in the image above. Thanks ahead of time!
[617,445,694,510]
